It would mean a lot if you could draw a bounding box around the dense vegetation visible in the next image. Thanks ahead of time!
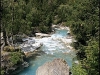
[1,0,99,75]
[1,50,26,75]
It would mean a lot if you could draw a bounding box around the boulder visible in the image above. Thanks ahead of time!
[36,58,69,75]
[21,42,43,52]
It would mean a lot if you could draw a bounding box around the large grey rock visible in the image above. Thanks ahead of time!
[36,58,69,75]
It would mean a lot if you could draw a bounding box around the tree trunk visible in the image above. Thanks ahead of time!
[2,28,11,45]
[11,32,14,46]
[3,29,8,46]
[11,6,14,46]
[1,28,11,50]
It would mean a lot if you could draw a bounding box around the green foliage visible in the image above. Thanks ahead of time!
[72,63,88,75]
[2,0,71,36]
[39,25,49,33]
[83,40,99,75]
[57,4,73,21]
[9,52,24,65]
[68,0,99,75]
[53,18,61,24]
[72,40,99,75]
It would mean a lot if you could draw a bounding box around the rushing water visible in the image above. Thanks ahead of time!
[17,28,76,75]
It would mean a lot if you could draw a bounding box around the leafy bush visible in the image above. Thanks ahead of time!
[72,63,88,75]
[38,24,49,33]
[9,52,24,65]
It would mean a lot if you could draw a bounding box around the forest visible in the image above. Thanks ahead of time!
[1,0,99,75]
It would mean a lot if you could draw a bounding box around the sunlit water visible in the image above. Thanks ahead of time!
[16,28,76,75]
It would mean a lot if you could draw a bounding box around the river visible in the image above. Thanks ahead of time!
[16,27,77,75]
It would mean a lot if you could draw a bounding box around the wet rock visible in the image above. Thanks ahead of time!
[21,42,43,52]
[36,58,69,75]
[24,51,36,58]
[22,61,29,67]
